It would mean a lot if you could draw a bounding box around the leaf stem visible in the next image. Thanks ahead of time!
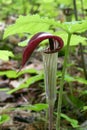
[56,33,72,130]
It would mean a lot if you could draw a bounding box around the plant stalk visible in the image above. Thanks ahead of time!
[79,43,87,79]
[80,0,85,19]
[56,33,72,130]
[73,0,78,20]
[73,0,87,80]
[43,52,58,130]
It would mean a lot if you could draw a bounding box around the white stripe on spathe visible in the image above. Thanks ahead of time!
[37,33,52,38]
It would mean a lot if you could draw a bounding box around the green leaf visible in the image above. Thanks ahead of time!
[64,20,87,33]
[61,113,79,128]
[82,106,87,111]
[0,69,38,78]
[55,20,87,33]
[40,0,54,3]
[83,0,87,9]
[3,14,56,38]
[69,95,84,108]
[70,35,86,46]
[8,74,43,94]
[0,70,18,78]
[65,74,87,85]
[0,114,10,124]
[22,103,48,112]
[0,50,14,61]
[18,39,29,47]
[80,90,87,95]
[65,74,75,82]
[58,0,72,5]
[3,14,87,39]
[55,32,87,46]
[75,77,87,85]
[0,88,9,91]
[84,50,87,53]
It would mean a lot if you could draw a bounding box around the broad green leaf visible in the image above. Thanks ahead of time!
[8,74,44,94]
[41,0,54,3]
[22,103,48,112]
[55,20,87,33]
[3,14,56,38]
[0,114,10,124]
[55,32,86,46]
[64,20,87,33]
[0,69,38,78]
[61,113,79,128]
[58,0,72,5]
[0,50,14,61]
[3,14,87,39]
[30,0,54,4]
[18,39,29,47]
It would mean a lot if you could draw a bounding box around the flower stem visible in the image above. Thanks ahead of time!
[56,33,72,130]
[49,102,54,130]
[43,52,58,130]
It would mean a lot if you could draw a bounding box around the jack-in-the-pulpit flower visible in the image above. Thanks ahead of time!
[21,32,64,130]
[21,32,63,67]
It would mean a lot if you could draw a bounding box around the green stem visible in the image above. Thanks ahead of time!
[73,0,87,80]
[56,33,72,130]
[73,0,78,20]
[80,0,85,19]
[79,43,87,79]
